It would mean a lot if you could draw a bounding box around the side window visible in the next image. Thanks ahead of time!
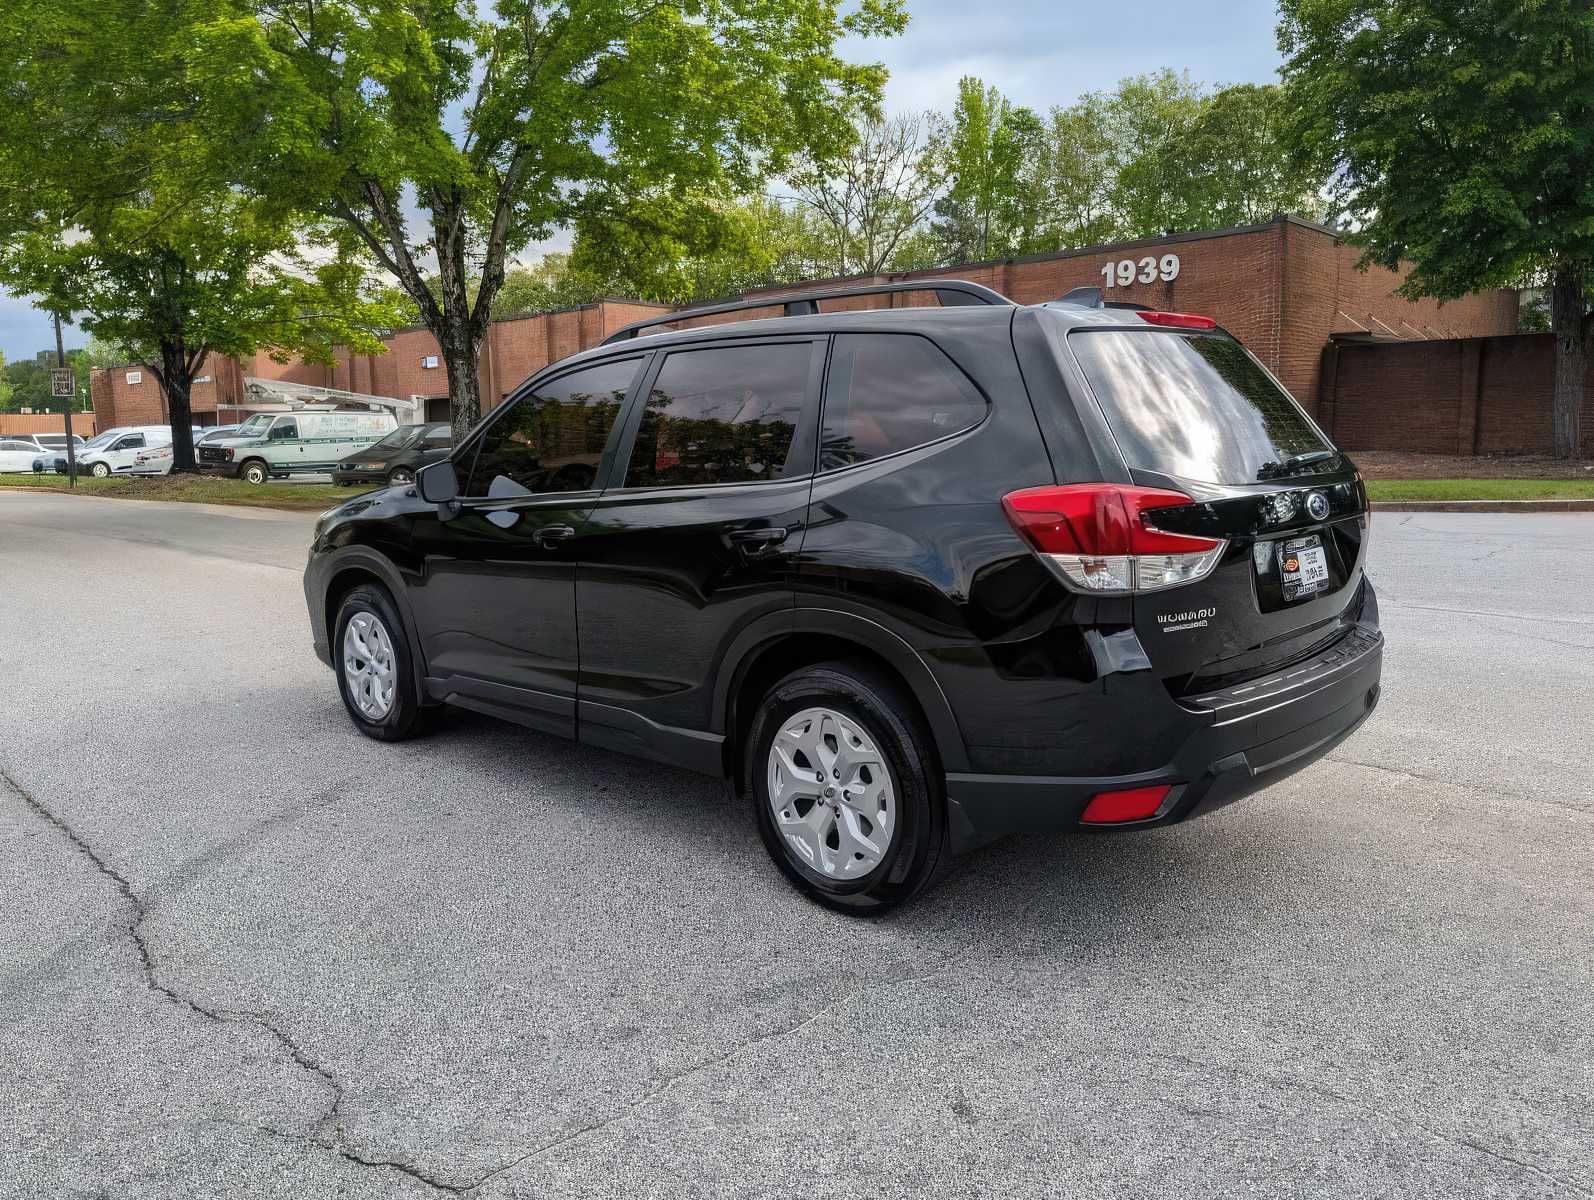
[271,419,298,440]
[121,435,145,450]
[820,334,987,471]
[622,343,814,489]
[464,357,639,498]
[423,425,451,448]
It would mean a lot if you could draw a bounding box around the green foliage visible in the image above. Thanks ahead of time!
[1279,0,1594,298]
[0,0,405,462]
[1279,0,1594,456]
[225,0,908,434]
[570,196,830,306]
[924,72,1326,265]
[0,353,12,411]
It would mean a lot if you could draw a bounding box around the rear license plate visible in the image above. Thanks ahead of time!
[1279,535,1330,602]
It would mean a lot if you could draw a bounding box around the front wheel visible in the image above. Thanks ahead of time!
[747,662,949,914]
[239,459,268,485]
[90,461,110,478]
[387,466,414,486]
[333,584,430,741]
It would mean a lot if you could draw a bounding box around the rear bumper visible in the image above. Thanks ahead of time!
[944,620,1383,848]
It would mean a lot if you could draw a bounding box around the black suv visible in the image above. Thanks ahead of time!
[304,281,1382,912]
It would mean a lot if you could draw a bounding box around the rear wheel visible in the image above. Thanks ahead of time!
[747,662,949,914]
[240,459,268,485]
[333,584,429,741]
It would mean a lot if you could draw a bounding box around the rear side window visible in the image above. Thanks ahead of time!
[623,343,813,488]
[1069,331,1333,485]
[465,357,639,498]
[820,334,986,472]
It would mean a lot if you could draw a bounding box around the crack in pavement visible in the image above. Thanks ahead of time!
[464,935,986,1194]
[0,767,468,1196]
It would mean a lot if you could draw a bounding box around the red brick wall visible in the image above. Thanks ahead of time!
[89,354,244,429]
[0,413,97,437]
[1324,332,1594,456]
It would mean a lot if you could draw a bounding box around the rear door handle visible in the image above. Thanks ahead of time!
[534,524,577,548]
[728,527,788,545]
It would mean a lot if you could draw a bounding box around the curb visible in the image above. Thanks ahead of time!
[1371,499,1594,513]
[0,485,321,519]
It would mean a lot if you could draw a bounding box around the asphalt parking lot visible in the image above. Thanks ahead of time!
[1,491,1590,1199]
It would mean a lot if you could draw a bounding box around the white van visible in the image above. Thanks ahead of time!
[196,409,398,484]
[72,426,175,477]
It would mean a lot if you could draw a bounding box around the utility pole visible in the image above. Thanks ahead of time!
[53,312,77,487]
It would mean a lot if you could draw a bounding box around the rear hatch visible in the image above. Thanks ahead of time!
[1066,325,1370,697]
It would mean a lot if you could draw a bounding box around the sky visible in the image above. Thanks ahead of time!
[0,0,1285,363]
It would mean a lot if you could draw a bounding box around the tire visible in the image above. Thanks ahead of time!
[90,461,110,478]
[239,459,268,485]
[332,584,430,742]
[746,661,950,914]
[387,466,414,486]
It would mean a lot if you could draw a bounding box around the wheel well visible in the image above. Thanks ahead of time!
[324,566,384,644]
[724,634,935,789]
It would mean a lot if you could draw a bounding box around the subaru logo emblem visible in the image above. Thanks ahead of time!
[1305,491,1330,521]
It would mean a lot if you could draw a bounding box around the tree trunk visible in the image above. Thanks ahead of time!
[1549,264,1588,460]
[439,316,484,445]
[158,339,198,472]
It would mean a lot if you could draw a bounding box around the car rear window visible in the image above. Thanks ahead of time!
[1068,330,1334,485]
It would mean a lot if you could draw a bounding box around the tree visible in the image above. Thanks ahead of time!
[227,0,907,441]
[0,354,12,412]
[1175,84,1325,228]
[1280,0,1594,458]
[1035,93,1122,249]
[927,78,1046,262]
[1101,70,1207,238]
[569,195,828,305]
[0,0,404,468]
[788,113,941,276]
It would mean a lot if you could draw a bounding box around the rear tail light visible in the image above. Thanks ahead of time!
[1136,310,1217,330]
[1081,784,1171,824]
[1002,484,1226,595]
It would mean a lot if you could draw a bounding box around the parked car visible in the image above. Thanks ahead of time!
[129,428,209,476]
[31,433,87,452]
[334,422,452,487]
[193,425,240,452]
[0,439,48,472]
[303,281,1383,912]
[199,409,398,484]
[36,426,175,477]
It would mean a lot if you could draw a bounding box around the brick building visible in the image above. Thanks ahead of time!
[90,216,1521,439]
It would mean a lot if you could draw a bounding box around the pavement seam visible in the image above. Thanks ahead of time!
[0,767,469,1197]
[462,931,985,1194]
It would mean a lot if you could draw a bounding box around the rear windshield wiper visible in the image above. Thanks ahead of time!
[1258,449,1339,480]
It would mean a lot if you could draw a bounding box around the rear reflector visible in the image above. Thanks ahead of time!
[1136,310,1217,330]
[1081,785,1171,825]
[1002,484,1227,595]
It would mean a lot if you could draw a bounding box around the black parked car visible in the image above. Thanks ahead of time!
[334,422,452,487]
[304,281,1382,912]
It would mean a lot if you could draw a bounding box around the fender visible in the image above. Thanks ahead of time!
[711,606,971,775]
[314,545,431,698]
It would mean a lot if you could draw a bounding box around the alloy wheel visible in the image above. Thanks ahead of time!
[766,706,897,880]
[342,611,397,720]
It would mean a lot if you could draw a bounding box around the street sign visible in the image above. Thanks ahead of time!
[51,368,75,398]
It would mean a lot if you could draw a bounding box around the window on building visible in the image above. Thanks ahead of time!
[463,357,640,498]
[820,334,987,471]
[622,343,813,489]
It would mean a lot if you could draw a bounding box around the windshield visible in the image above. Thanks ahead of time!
[1069,330,1336,485]
[81,430,120,450]
[235,415,274,437]
[366,424,427,454]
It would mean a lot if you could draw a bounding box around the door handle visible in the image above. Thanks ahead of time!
[727,527,790,558]
[534,524,577,548]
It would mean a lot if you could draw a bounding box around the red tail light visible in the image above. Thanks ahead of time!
[1002,484,1226,595]
[1136,310,1216,330]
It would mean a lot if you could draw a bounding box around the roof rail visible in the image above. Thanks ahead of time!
[600,279,1014,345]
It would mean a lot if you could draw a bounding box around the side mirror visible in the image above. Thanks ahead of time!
[416,458,460,505]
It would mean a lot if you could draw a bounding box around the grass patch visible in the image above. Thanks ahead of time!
[1367,478,1594,502]
[0,471,376,511]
